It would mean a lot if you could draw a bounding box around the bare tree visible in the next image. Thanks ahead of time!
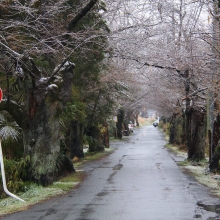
[103,0,212,159]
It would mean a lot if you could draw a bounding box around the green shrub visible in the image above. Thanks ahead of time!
[0,156,30,199]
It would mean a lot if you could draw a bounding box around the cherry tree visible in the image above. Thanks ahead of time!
[103,0,212,159]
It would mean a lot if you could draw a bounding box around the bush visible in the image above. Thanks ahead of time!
[0,156,30,199]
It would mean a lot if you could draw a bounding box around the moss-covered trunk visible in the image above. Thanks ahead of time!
[23,99,66,185]
[188,110,206,160]
[87,125,104,152]
[22,61,75,185]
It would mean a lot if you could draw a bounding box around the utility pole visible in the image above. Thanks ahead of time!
[208,0,219,162]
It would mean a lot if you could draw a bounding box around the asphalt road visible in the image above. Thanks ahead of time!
[2,126,220,220]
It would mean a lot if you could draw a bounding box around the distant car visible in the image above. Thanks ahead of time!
[153,122,158,127]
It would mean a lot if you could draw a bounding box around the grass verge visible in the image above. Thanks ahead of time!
[0,148,114,216]
[166,143,220,198]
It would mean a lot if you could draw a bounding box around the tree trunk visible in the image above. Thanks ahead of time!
[116,108,124,139]
[181,113,187,147]
[23,61,75,185]
[186,108,192,158]
[68,0,98,31]
[188,110,206,160]
[135,115,139,127]
[209,114,220,170]
[169,114,183,145]
[170,108,206,161]
[23,99,66,185]
[169,116,175,144]
[87,125,104,152]
[66,121,84,159]
[102,122,109,148]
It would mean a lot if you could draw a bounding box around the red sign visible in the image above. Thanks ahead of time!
[0,89,3,102]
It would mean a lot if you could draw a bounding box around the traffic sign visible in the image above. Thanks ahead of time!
[0,89,3,102]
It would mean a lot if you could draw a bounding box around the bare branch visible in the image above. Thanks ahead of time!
[67,0,99,31]
[0,99,23,127]
[0,41,22,59]
[182,87,208,100]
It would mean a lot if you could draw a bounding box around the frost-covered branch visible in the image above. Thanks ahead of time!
[0,41,22,59]
[68,0,99,31]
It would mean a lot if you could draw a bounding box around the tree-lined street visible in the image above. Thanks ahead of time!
[2,126,220,220]
[2,1,220,218]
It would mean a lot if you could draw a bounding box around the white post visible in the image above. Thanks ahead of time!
[0,140,25,202]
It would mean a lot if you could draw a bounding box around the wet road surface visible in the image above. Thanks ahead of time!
[2,126,220,220]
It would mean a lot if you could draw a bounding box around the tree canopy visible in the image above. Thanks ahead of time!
[1,0,220,185]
